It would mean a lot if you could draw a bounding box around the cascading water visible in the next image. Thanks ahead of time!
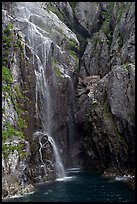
[48,136,66,178]
[14,2,66,179]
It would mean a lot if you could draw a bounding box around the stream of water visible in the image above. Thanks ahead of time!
[3,168,135,202]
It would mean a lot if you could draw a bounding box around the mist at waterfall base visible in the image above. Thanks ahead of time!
[3,169,135,202]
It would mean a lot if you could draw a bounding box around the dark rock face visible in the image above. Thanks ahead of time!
[72,2,135,179]
[24,132,56,183]
[75,2,101,36]
[2,189,8,198]
[74,2,135,78]
[80,31,110,77]
[82,63,135,173]
[2,139,34,198]
[2,2,80,196]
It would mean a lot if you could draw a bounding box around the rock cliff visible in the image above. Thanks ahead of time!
[2,2,135,198]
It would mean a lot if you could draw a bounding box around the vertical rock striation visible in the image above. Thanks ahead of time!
[73,2,135,184]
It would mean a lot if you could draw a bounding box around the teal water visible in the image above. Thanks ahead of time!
[3,168,135,202]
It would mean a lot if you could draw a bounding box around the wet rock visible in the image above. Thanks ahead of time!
[110,3,135,67]
[2,178,34,199]
[24,131,56,183]
[75,2,101,35]
[73,2,135,175]
[2,189,8,199]
[77,2,135,78]
[83,63,135,171]
[102,167,135,190]
[80,31,110,78]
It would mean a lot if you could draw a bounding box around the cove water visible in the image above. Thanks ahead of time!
[3,169,135,202]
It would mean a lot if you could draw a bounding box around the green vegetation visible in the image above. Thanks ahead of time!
[101,2,115,48]
[70,50,77,58]
[52,59,61,77]
[68,38,79,62]
[116,3,127,21]
[122,63,129,70]
[85,86,126,153]
[91,92,126,146]
[2,65,13,84]
[101,2,127,48]
[69,2,76,12]
[68,38,79,52]
[54,67,61,77]
[47,2,65,23]
[2,135,26,161]
[13,38,24,50]
[2,22,28,161]
[2,81,27,160]
[3,22,13,34]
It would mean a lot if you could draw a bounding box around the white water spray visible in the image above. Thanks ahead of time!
[15,3,66,179]
[48,136,66,178]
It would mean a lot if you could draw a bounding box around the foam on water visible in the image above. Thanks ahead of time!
[56,176,76,182]
[115,175,134,181]
[67,167,81,172]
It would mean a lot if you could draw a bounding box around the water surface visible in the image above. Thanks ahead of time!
[3,168,135,202]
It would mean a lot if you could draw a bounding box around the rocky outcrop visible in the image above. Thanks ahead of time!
[24,132,56,184]
[2,2,79,198]
[74,2,135,77]
[2,138,34,199]
[73,2,135,185]
[83,63,135,171]
[75,2,101,36]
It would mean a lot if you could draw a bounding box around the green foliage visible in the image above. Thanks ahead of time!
[54,67,61,77]
[2,65,13,84]
[2,22,28,162]
[13,39,24,49]
[3,34,12,48]
[52,59,61,77]
[70,50,77,58]
[122,63,129,70]
[2,84,12,94]
[2,121,26,161]
[3,23,14,52]
[14,86,24,100]
[47,2,65,23]
[4,23,13,34]
[3,22,13,35]
[11,58,14,63]
[108,2,115,13]
[3,123,25,140]
[19,53,23,60]
[68,38,79,52]
[47,2,54,13]
[2,22,24,68]
[2,140,26,161]
[91,94,126,146]
[17,38,24,48]
[68,38,79,61]
[69,2,76,11]
[17,117,27,129]
[101,2,114,47]
[116,3,126,20]
[2,57,8,65]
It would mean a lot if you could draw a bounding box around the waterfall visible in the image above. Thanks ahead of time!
[14,2,66,179]
[48,136,66,178]
[33,131,66,178]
